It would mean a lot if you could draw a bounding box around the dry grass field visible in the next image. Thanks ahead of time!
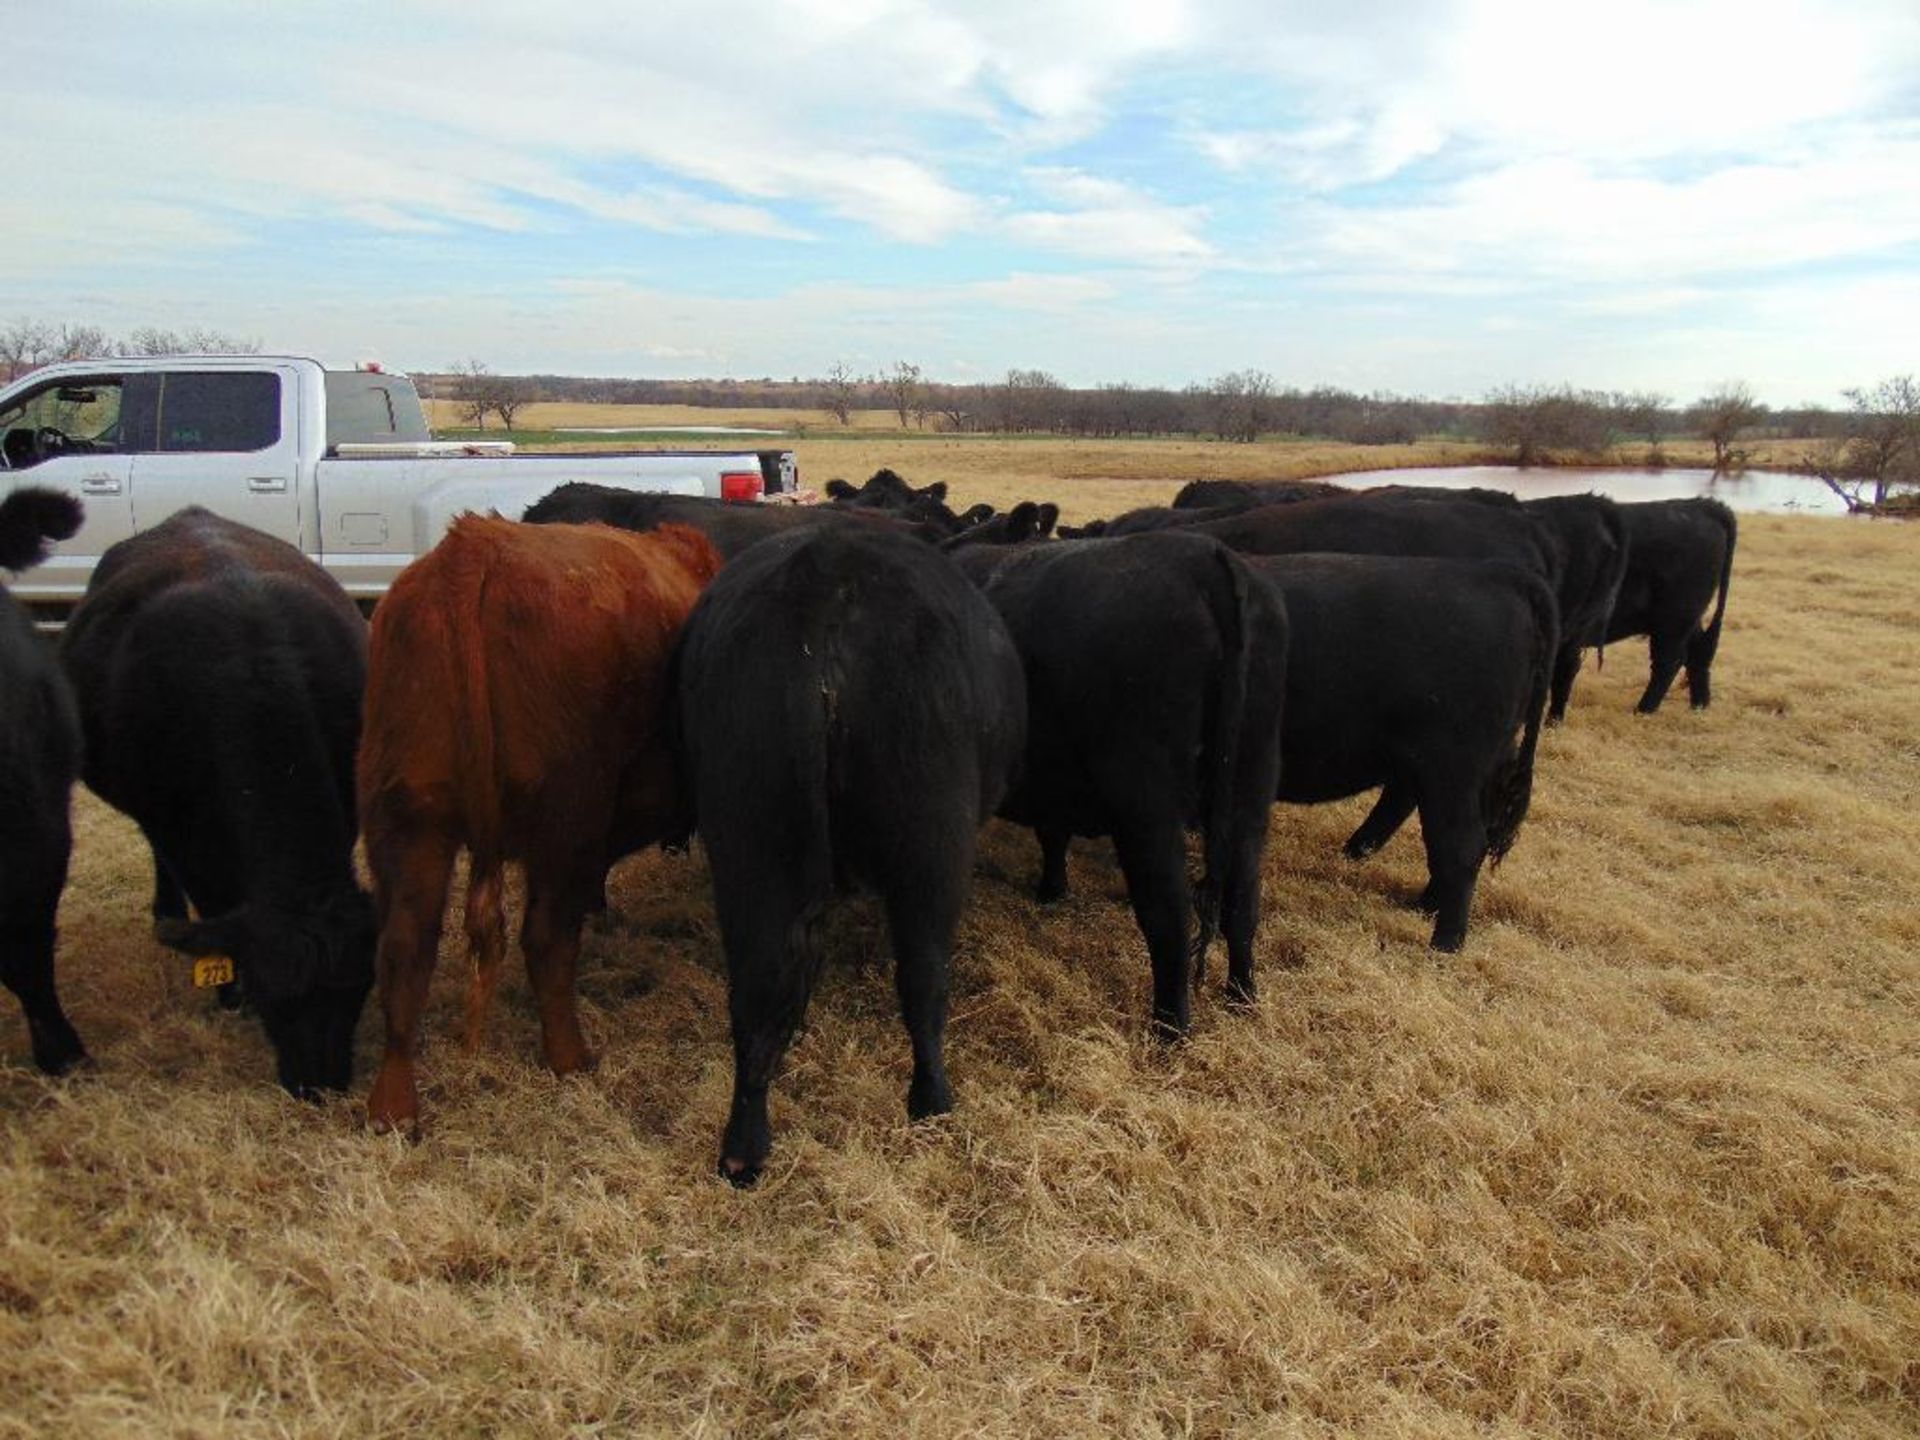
[3,467,1916,1436]
[420,396,1812,483]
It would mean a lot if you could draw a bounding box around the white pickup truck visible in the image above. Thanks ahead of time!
[0,354,798,620]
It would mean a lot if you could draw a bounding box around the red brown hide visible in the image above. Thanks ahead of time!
[358,517,722,1133]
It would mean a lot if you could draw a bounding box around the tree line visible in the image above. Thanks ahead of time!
[6,317,1911,502]
[1,320,261,381]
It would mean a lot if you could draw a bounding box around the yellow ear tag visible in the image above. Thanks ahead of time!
[192,956,236,989]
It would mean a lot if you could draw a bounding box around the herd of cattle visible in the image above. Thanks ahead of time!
[0,470,1736,1183]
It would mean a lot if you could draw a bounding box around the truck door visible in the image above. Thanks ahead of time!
[0,369,139,594]
[130,367,302,546]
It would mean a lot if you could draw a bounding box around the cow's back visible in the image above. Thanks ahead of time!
[359,517,722,857]
[678,525,1024,887]
[1189,492,1562,587]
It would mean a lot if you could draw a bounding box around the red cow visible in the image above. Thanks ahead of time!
[358,516,722,1134]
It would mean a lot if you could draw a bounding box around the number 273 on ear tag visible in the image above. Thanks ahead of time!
[193,956,236,988]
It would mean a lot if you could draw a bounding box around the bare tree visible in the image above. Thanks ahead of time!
[492,376,536,431]
[1693,382,1763,471]
[1804,375,1920,511]
[0,319,55,381]
[121,326,262,356]
[820,362,858,426]
[1209,369,1275,443]
[1482,384,1617,463]
[884,361,922,428]
[449,359,495,431]
[50,324,111,363]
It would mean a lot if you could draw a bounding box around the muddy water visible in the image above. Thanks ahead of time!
[1326,466,1849,515]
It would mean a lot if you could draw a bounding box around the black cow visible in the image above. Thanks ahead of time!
[0,488,86,1074]
[1185,490,1564,588]
[1172,478,1347,509]
[1250,554,1556,951]
[1522,495,1627,720]
[954,532,1288,1032]
[1604,498,1737,712]
[824,468,996,536]
[59,509,375,1096]
[524,482,936,559]
[1364,487,1627,721]
[676,525,1026,1185]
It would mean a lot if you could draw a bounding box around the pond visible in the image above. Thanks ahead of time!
[1323,466,1849,516]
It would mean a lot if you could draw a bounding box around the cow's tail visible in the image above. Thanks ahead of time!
[1485,574,1556,866]
[0,487,82,571]
[1688,500,1737,673]
[441,523,508,1014]
[784,621,839,995]
[1190,544,1254,986]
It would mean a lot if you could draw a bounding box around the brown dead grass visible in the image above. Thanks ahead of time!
[2,480,1916,1436]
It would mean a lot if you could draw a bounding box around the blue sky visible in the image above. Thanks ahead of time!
[8,0,1918,404]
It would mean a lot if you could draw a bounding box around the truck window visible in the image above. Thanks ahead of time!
[158,371,281,452]
[325,371,431,447]
[0,375,127,468]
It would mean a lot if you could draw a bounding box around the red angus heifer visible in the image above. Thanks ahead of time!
[359,517,722,1134]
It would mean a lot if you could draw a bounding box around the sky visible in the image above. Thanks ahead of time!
[7,1,1919,405]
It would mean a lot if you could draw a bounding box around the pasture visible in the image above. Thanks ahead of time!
[3,469,1917,1436]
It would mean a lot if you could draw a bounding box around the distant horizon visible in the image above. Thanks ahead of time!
[12,3,1917,410]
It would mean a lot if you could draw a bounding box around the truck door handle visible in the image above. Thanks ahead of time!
[81,473,123,495]
[247,475,289,493]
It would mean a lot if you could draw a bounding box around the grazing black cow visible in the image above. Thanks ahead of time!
[1249,554,1556,951]
[0,488,86,1074]
[59,508,374,1096]
[954,532,1288,1032]
[1364,487,1628,722]
[1172,478,1347,509]
[524,483,936,559]
[1604,498,1737,713]
[824,468,991,536]
[1185,490,1564,587]
[676,525,1026,1185]
[1522,495,1627,720]
[940,499,1059,550]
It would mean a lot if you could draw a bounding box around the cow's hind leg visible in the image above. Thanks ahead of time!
[1548,641,1584,724]
[1345,782,1416,861]
[881,852,969,1120]
[2,910,85,1076]
[1111,818,1193,1037]
[1415,786,1488,954]
[365,825,457,1136]
[520,868,597,1078]
[1636,629,1688,714]
[1034,825,1070,902]
[717,870,820,1186]
[1684,628,1716,709]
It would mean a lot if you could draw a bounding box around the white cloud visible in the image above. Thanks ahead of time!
[1003,169,1214,264]
[1303,137,1920,285]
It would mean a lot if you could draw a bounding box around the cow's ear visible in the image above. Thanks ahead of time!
[1006,501,1042,542]
[960,504,995,526]
[825,478,857,500]
[924,481,949,503]
[155,912,250,957]
[1035,503,1060,537]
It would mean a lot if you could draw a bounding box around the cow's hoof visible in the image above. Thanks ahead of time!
[720,1154,763,1188]
[906,1074,953,1121]
[1428,929,1466,954]
[1224,977,1257,1010]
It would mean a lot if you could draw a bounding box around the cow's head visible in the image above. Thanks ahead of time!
[157,886,377,1099]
